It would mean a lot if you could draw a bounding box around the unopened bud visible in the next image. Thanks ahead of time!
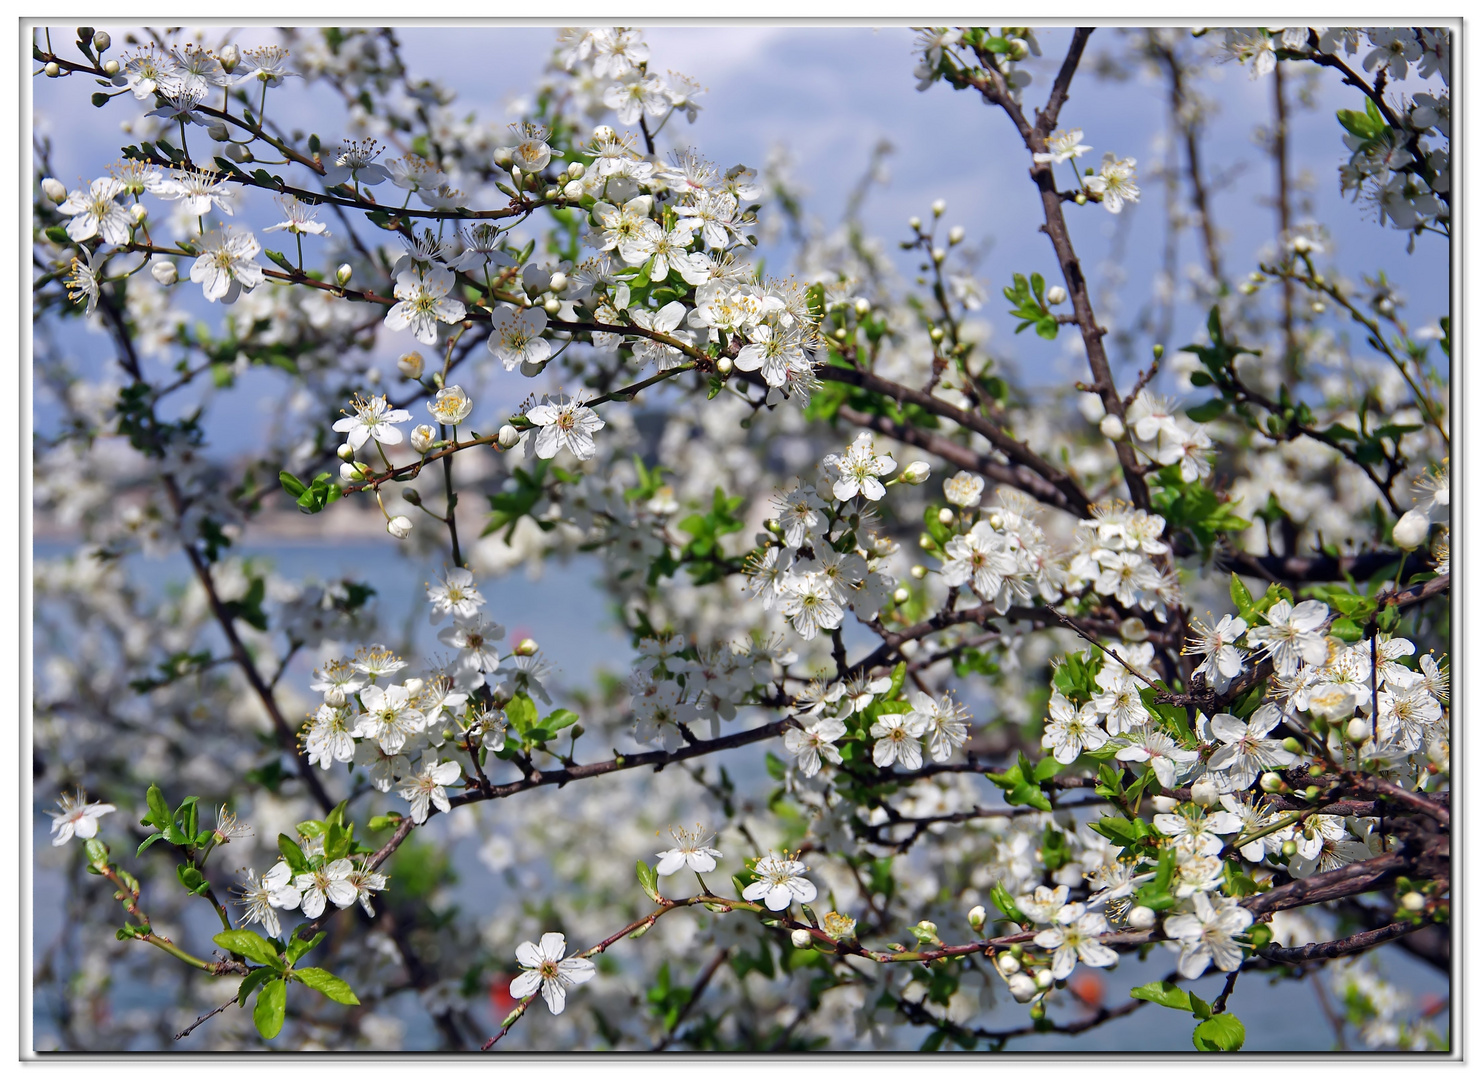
[892,587,910,604]
[548,271,568,293]
[1281,840,1299,858]
[591,125,615,143]
[566,161,586,180]
[1304,785,1322,800]
[544,186,559,200]
[40,177,67,203]
[1007,972,1038,1002]
[1150,795,1178,815]
[931,199,946,216]
[102,59,120,77]
[900,461,930,486]
[497,424,520,449]
[929,326,945,343]
[1074,192,1087,205]
[493,147,513,170]
[1045,285,1068,306]
[1345,717,1372,743]
[1099,414,1125,440]
[515,638,538,656]
[410,424,438,453]
[1153,343,1165,360]
[218,45,240,73]
[1281,737,1303,754]
[948,225,965,245]
[543,295,562,315]
[336,442,356,462]
[226,142,253,163]
[1126,905,1157,929]
[562,178,585,199]
[936,507,953,527]
[791,928,813,949]
[1392,508,1430,550]
[335,263,353,286]
[908,215,921,230]
[1190,776,1220,807]
[149,259,177,285]
[340,460,368,482]
[997,952,1021,974]
[715,356,733,375]
[1034,968,1054,990]
[1260,772,1284,793]
[1401,891,1425,912]
[930,247,946,264]
[207,121,230,142]
[910,565,926,580]
[854,297,870,315]
[78,27,95,45]
[92,30,111,52]
[967,905,986,932]
[386,515,413,539]
[130,203,147,223]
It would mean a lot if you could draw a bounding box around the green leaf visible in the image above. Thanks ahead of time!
[277,833,309,873]
[252,978,287,1040]
[542,708,579,734]
[295,966,360,1005]
[1229,573,1254,618]
[213,929,282,968]
[1188,991,1213,1020]
[1130,980,1194,1011]
[145,784,170,829]
[1034,316,1059,340]
[286,930,325,965]
[989,882,1025,925]
[1185,398,1227,423]
[278,471,307,499]
[636,859,661,903]
[1329,617,1364,643]
[236,967,273,1007]
[506,692,538,734]
[1193,1013,1246,1052]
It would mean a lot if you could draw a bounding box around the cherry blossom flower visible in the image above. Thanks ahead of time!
[398,759,461,823]
[188,228,264,304]
[1163,891,1253,978]
[333,393,412,451]
[1042,692,1108,764]
[526,394,604,461]
[783,717,846,777]
[655,825,722,876]
[385,267,466,345]
[1033,902,1118,978]
[488,304,552,371]
[511,932,595,1015]
[1245,600,1329,680]
[823,432,896,501]
[48,790,116,846]
[233,862,300,938]
[870,712,928,770]
[58,178,131,245]
[294,857,356,918]
[742,853,817,911]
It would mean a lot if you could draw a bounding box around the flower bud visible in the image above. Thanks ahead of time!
[226,142,253,163]
[854,298,871,316]
[1260,772,1284,793]
[715,356,733,375]
[1007,972,1038,1003]
[591,125,616,143]
[931,199,946,217]
[397,351,424,380]
[218,44,240,73]
[1291,235,1312,254]
[1034,968,1054,990]
[387,515,413,539]
[1189,776,1220,808]
[40,177,67,203]
[548,271,568,294]
[892,587,910,604]
[790,928,813,949]
[150,259,178,285]
[1126,905,1156,930]
[1345,717,1372,743]
[336,442,357,462]
[543,295,562,316]
[929,326,945,343]
[997,953,1021,975]
[901,461,931,485]
[967,905,986,932]
[566,161,585,180]
[92,30,111,52]
[1150,795,1178,814]
[1074,192,1087,205]
[544,186,560,200]
[1401,891,1425,912]
[102,59,120,76]
[130,203,147,223]
[562,177,586,200]
[1281,737,1303,754]
[493,147,514,170]
[908,215,921,230]
[1099,414,1125,440]
[340,460,368,482]
[910,564,926,580]
[207,121,231,142]
[930,247,946,264]
[1281,840,1298,858]
[335,263,353,287]
[410,424,438,453]
[45,62,61,78]
[948,225,965,245]
[1045,285,1068,306]
[515,638,538,656]
[1392,508,1430,550]
[497,424,520,449]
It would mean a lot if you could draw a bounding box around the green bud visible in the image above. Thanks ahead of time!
[1281,737,1302,753]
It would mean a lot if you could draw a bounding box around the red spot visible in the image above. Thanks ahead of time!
[489,974,514,1013]
[1069,972,1104,1010]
